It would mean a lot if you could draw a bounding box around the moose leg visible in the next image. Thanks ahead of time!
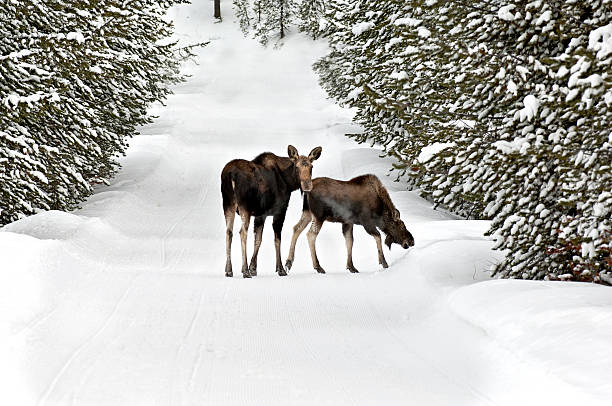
[224,207,236,277]
[249,216,265,277]
[272,211,287,276]
[365,226,389,269]
[239,210,251,278]
[307,218,325,274]
[286,210,311,270]
[342,223,358,273]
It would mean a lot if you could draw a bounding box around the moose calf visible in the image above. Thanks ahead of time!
[286,174,414,273]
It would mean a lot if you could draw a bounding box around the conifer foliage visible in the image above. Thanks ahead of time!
[233,0,327,44]
[0,0,190,225]
[315,0,612,283]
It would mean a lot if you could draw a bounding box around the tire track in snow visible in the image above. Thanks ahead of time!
[160,179,209,270]
[67,271,170,405]
[188,281,229,399]
[37,273,140,406]
[68,318,138,406]
[11,258,109,339]
[168,287,206,404]
[286,296,359,405]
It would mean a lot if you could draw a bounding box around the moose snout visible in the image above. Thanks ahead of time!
[402,238,415,249]
[302,181,313,192]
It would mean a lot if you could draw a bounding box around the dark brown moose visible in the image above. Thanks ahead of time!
[221,145,322,278]
[286,174,414,273]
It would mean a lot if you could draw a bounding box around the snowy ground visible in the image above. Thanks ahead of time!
[1,2,611,405]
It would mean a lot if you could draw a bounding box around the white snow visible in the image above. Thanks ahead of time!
[515,94,540,122]
[497,5,517,21]
[2,91,60,108]
[493,137,531,154]
[393,17,422,27]
[66,31,85,44]
[389,70,408,80]
[345,86,363,101]
[1,3,611,405]
[352,22,374,36]
[507,79,517,94]
[417,142,455,163]
[0,49,33,60]
[450,281,612,399]
[417,26,431,38]
[535,10,552,26]
[589,23,612,59]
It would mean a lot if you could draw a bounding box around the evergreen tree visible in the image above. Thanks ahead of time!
[254,0,299,45]
[298,0,326,39]
[316,0,612,282]
[0,0,191,225]
[235,0,322,45]
[234,0,252,34]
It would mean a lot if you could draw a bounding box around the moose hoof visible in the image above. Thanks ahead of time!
[242,267,251,278]
[277,265,287,276]
[348,266,359,273]
[249,264,257,277]
[380,261,389,269]
[225,271,233,277]
[315,266,326,274]
[285,259,293,270]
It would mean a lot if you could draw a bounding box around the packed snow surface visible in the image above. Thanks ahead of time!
[1,3,611,405]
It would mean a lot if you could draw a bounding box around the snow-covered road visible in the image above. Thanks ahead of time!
[2,2,611,405]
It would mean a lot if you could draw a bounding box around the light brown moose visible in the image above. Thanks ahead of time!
[286,174,414,273]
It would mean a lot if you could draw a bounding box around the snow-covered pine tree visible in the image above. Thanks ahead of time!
[234,0,253,34]
[234,1,327,43]
[253,0,264,24]
[0,0,189,225]
[317,0,611,282]
[422,1,612,282]
[298,0,326,39]
[315,1,468,188]
[254,0,299,45]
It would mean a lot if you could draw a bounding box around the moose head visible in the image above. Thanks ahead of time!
[288,145,322,192]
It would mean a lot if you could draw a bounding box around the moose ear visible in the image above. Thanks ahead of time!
[393,209,401,221]
[288,145,299,161]
[308,146,322,161]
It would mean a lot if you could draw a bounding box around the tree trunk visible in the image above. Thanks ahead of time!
[280,0,285,38]
[214,0,221,19]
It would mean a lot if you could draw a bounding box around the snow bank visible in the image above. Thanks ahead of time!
[450,280,612,401]
[0,232,47,405]
[2,210,88,240]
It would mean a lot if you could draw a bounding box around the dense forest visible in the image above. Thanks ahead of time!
[0,0,193,224]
